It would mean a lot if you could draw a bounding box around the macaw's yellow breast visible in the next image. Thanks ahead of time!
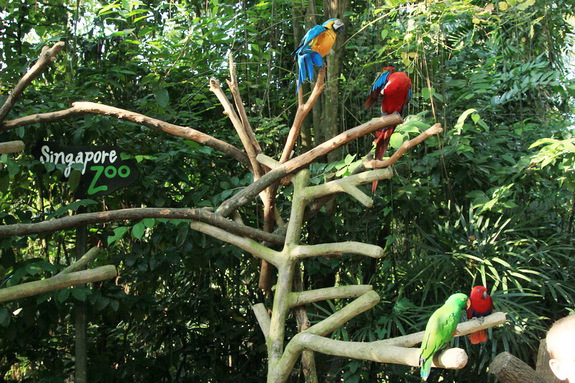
[311,29,337,57]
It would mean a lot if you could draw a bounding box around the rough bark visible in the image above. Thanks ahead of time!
[489,352,545,383]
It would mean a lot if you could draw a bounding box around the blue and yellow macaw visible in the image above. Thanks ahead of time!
[292,18,345,92]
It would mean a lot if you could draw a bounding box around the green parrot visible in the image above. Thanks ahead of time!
[419,293,469,380]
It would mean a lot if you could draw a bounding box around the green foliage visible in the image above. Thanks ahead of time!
[0,0,574,381]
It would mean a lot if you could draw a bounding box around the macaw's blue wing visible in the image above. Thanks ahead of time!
[296,50,324,92]
[294,25,328,55]
[371,69,392,93]
[364,69,393,109]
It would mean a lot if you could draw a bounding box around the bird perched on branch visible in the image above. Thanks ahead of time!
[419,293,469,381]
[292,18,345,92]
[364,67,411,193]
[466,285,493,344]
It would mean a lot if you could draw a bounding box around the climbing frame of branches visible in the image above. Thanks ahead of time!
[0,43,506,382]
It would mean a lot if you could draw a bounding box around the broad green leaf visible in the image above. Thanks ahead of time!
[154,86,170,108]
[132,222,146,239]
[108,227,129,245]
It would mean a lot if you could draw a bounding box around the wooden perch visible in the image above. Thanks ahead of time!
[0,42,65,123]
[291,242,383,259]
[272,290,380,381]
[272,309,505,382]
[0,207,285,245]
[287,285,374,308]
[365,123,443,169]
[294,334,468,369]
[57,246,101,275]
[190,221,283,267]
[225,52,263,156]
[489,352,545,383]
[279,68,326,164]
[253,302,271,343]
[1,101,250,167]
[216,114,403,217]
[0,265,117,303]
[0,140,25,154]
[304,167,394,207]
[386,311,507,347]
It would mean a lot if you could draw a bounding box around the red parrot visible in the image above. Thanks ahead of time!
[466,285,494,344]
[292,18,345,92]
[364,67,412,193]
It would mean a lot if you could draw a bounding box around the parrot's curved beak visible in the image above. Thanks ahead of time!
[466,299,471,310]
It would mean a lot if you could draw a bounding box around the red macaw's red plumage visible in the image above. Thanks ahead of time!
[466,285,494,344]
[364,67,412,193]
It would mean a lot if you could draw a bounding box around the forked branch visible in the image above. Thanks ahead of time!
[216,114,403,217]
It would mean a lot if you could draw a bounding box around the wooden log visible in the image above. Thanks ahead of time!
[489,352,545,383]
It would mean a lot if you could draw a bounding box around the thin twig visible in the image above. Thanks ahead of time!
[0,42,66,122]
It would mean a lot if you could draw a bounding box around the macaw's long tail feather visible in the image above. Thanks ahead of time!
[296,51,324,93]
[370,126,396,194]
[468,330,488,344]
[364,89,380,109]
[420,357,431,381]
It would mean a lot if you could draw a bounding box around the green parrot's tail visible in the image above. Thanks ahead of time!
[419,357,431,381]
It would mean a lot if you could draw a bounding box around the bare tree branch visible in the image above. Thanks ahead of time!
[216,114,403,217]
[365,123,443,169]
[385,312,507,347]
[1,102,250,167]
[253,302,271,342]
[0,207,285,245]
[280,68,326,164]
[0,140,25,154]
[226,52,263,155]
[294,335,468,369]
[291,242,383,259]
[57,246,101,275]
[0,42,65,123]
[190,221,284,267]
[288,285,373,308]
[0,265,117,304]
[209,79,263,176]
[272,290,380,381]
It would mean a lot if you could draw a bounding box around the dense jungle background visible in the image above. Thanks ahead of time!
[1,0,574,381]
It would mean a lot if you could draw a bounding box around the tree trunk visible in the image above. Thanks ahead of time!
[322,0,348,162]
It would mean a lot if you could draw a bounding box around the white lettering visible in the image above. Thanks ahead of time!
[38,145,123,178]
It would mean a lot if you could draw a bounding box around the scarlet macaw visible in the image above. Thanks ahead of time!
[364,67,412,193]
[466,285,494,344]
[419,293,469,381]
[292,18,345,92]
